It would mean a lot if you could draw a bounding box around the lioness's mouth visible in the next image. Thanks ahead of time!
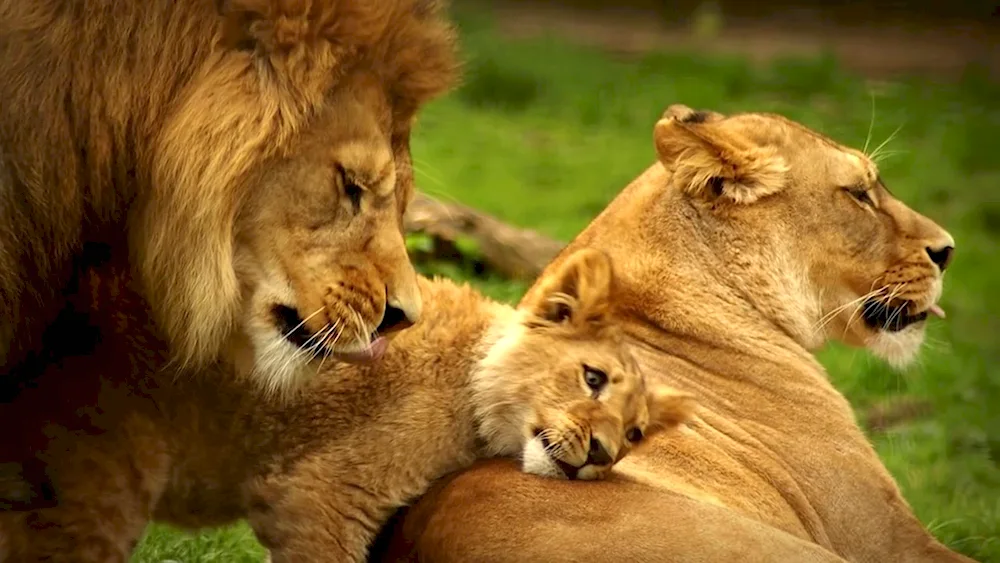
[862,299,945,332]
[271,305,388,364]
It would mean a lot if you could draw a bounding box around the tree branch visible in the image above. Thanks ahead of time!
[404,192,564,280]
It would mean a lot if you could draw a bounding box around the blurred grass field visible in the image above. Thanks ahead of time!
[133,9,1000,563]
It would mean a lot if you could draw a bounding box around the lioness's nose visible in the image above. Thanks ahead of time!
[926,244,954,273]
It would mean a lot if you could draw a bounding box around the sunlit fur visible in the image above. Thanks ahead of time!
[0,0,458,395]
[0,249,693,562]
[371,107,970,563]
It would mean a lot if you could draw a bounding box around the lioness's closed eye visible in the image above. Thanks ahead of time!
[476,248,697,481]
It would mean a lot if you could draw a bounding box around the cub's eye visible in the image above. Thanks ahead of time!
[626,427,643,443]
[583,365,608,392]
[846,187,873,207]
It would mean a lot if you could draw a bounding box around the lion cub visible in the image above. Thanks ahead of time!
[0,249,695,562]
[228,248,696,562]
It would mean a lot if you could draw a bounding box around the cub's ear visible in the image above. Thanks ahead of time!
[654,104,788,205]
[646,385,697,434]
[520,248,614,328]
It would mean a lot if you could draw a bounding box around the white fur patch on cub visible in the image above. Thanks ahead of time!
[521,436,566,480]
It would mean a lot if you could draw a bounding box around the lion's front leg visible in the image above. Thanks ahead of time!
[0,415,170,563]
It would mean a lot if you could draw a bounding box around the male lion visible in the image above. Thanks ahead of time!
[0,0,457,389]
[0,248,695,562]
[370,106,973,563]
[0,0,457,510]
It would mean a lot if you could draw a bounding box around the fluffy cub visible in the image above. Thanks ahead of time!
[240,247,696,562]
[0,248,694,562]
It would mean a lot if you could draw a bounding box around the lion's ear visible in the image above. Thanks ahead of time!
[216,0,390,55]
[520,248,614,329]
[217,0,270,51]
[654,105,788,205]
[646,385,697,434]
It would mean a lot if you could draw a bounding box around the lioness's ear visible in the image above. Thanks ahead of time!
[521,248,614,328]
[654,105,788,205]
[646,385,697,433]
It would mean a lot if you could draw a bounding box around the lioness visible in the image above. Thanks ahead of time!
[0,248,695,562]
[371,106,973,563]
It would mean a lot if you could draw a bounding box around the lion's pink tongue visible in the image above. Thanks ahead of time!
[332,336,389,365]
[928,304,946,318]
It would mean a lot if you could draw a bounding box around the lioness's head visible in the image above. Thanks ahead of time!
[651,104,954,367]
[474,249,696,481]
[136,0,459,394]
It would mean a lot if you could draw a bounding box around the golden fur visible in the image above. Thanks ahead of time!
[0,0,457,391]
[0,248,694,562]
[370,106,973,563]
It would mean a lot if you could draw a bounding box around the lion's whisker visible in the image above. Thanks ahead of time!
[259,306,326,358]
[315,320,342,375]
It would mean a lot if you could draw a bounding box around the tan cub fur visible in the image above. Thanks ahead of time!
[0,248,694,562]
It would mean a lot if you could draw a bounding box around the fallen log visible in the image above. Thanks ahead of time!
[404,192,564,280]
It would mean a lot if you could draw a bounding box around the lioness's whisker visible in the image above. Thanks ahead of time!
[815,286,887,335]
[863,91,877,156]
[869,122,905,164]
[881,284,910,330]
[842,285,898,337]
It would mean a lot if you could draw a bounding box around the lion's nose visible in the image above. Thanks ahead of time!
[376,302,414,335]
[926,244,954,272]
[586,437,614,466]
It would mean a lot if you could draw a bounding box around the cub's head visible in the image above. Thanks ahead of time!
[138,0,459,395]
[652,105,954,367]
[475,248,696,481]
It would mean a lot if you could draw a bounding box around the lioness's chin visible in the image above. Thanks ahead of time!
[867,324,927,370]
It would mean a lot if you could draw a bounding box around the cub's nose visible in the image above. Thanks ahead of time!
[586,437,614,466]
[925,244,954,272]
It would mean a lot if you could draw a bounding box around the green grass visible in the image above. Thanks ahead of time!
[135,10,1000,563]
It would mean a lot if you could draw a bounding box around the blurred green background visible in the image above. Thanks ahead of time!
[134,4,999,562]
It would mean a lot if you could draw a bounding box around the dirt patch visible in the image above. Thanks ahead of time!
[483,2,999,79]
